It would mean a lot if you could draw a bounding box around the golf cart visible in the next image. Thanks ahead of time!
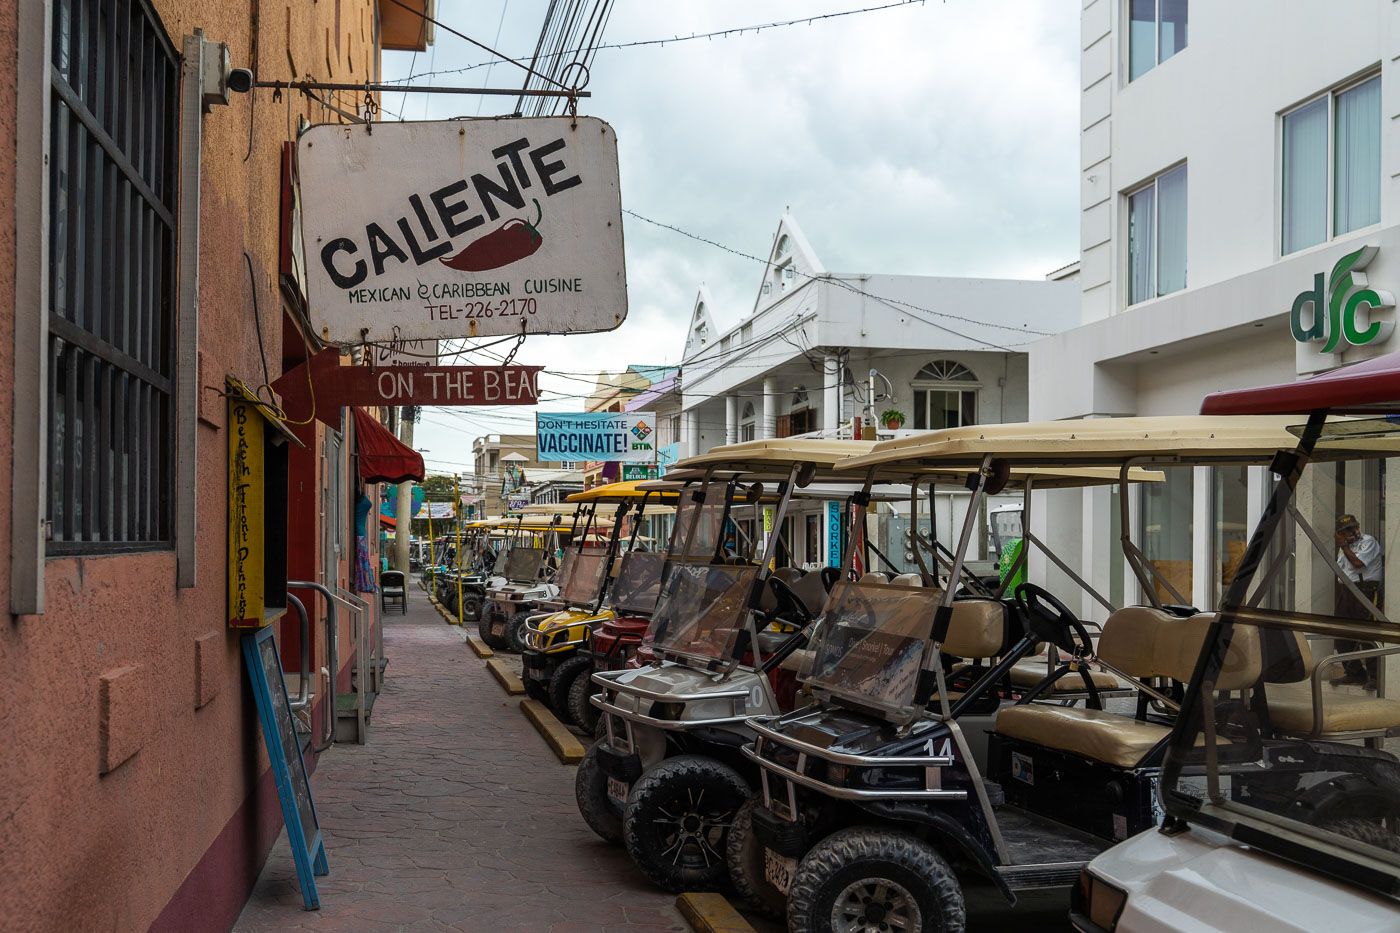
[1072,359,1400,932]
[480,513,567,652]
[738,418,1330,930]
[521,482,676,724]
[575,439,876,892]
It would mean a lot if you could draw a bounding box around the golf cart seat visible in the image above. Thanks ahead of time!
[994,607,1262,769]
[859,572,889,584]
[788,570,829,617]
[890,572,923,586]
[1266,685,1400,735]
[1006,657,1123,692]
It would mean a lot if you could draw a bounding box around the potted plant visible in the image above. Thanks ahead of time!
[881,409,906,431]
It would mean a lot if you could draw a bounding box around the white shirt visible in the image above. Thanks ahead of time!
[1337,532,1383,583]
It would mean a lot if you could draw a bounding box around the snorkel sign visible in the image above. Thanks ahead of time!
[298,117,626,345]
[1290,245,1394,353]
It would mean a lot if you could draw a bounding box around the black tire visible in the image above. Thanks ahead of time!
[575,740,624,844]
[1325,817,1400,853]
[523,674,549,704]
[787,827,965,933]
[726,798,787,920]
[507,611,531,654]
[550,654,593,725]
[479,608,508,650]
[623,755,750,893]
[461,593,483,622]
[594,713,608,740]
[568,663,602,735]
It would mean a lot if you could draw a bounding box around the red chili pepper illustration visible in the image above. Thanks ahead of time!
[440,198,543,272]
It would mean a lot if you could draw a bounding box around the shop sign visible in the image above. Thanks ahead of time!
[373,330,438,367]
[826,501,842,568]
[507,496,531,512]
[621,464,656,481]
[297,117,626,345]
[229,395,267,628]
[1290,245,1394,353]
[536,411,656,462]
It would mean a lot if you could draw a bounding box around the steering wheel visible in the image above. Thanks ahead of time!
[1013,583,1093,656]
[767,576,813,629]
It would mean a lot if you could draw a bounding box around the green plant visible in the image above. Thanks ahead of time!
[880,409,907,427]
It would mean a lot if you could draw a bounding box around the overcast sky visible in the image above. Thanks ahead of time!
[379,0,1081,479]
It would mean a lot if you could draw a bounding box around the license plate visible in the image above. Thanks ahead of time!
[526,668,549,680]
[764,848,796,895]
[491,621,504,636]
[607,776,629,803]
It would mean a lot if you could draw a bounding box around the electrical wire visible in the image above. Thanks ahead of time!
[382,0,572,90]
[382,0,929,86]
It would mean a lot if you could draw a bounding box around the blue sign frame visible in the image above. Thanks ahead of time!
[242,625,329,909]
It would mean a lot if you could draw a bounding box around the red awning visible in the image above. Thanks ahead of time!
[352,407,425,484]
[1201,351,1400,415]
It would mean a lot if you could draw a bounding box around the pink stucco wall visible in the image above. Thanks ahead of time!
[0,2,384,931]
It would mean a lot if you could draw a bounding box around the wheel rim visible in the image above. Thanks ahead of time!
[648,786,732,872]
[830,877,922,933]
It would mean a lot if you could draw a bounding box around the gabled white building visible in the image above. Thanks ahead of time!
[675,214,1080,571]
[679,214,1080,456]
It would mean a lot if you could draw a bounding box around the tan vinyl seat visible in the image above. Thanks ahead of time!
[942,599,1008,660]
[995,705,1172,770]
[890,572,924,587]
[789,571,829,617]
[1265,684,1400,735]
[859,572,889,584]
[1007,658,1122,691]
[993,608,1262,769]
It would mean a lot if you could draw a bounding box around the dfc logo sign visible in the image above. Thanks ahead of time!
[1291,245,1395,353]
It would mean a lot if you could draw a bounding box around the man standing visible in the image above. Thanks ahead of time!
[1333,514,1382,690]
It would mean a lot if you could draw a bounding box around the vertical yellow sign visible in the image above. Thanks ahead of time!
[229,396,267,628]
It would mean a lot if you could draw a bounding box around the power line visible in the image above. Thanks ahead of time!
[383,0,930,86]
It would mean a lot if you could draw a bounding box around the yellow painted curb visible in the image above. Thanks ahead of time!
[675,893,756,933]
[486,658,525,695]
[520,699,586,764]
[466,633,494,658]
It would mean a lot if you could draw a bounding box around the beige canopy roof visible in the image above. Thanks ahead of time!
[665,438,877,482]
[835,415,1331,473]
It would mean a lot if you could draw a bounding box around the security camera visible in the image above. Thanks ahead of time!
[228,68,253,94]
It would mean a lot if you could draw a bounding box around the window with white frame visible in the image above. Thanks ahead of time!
[1129,0,1187,82]
[1282,74,1381,256]
[1127,164,1188,305]
[740,402,756,442]
[912,361,978,431]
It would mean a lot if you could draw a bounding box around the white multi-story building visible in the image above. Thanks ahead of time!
[1029,0,1400,617]
[677,213,1080,570]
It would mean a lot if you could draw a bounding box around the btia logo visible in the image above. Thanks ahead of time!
[631,420,652,441]
[1291,245,1395,352]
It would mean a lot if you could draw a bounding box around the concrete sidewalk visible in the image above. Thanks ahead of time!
[235,595,687,932]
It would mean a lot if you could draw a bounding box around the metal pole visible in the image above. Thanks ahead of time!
[394,412,414,573]
[455,473,464,626]
[289,580,340,752]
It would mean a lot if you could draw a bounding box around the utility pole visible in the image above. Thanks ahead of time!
[395,406,415,572]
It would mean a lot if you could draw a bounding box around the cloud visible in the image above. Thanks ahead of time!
[380,0,1081,476]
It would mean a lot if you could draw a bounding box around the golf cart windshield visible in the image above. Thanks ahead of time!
[645,563,759,664]
[669,493,728,561]
[491,545,510,574]
[805,580,943,722]
[1160,429,1400,890]
[503,546,545,582]
[558,547,608,605]
[610,551,667,615]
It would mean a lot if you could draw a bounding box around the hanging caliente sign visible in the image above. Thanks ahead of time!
[536,412,656,462]
[298,117,626,345]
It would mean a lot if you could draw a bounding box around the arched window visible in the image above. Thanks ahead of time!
[912,360,979,430]
[775,234,791,258]
[740,402,756,442]
[787,386,815,436]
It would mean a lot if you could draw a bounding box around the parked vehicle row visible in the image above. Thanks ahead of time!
[555,359,1400,932]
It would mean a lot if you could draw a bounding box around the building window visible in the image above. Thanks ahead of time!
[1127,164,1187,305]
[48,0,179,552]
[740,402,756,442]
[1129,0,1187,82]
[1282,74,1381,255]
[912,361,978,431]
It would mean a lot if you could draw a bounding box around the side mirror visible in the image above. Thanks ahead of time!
[745,482,764,504]
[795,462,817,487]
[984,459,1012,496]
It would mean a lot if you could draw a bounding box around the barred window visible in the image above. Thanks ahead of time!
[48,0,179,552]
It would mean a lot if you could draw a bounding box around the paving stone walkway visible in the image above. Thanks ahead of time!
[235,593,688,933]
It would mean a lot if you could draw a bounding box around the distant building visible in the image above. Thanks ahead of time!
[581,364,676,487]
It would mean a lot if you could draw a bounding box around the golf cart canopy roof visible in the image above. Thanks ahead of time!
[566,480,680,503]
[1201,350,1400,415]
[666,438,877,482]
[835,415,1317,470]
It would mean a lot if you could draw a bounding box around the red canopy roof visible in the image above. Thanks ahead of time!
[352,407,425,484]
[1201,351,1400,416]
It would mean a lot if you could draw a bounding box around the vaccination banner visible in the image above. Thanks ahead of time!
[536,412,656,462]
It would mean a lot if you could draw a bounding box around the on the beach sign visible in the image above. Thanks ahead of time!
[536,412,656,463]
[298,117,626,345]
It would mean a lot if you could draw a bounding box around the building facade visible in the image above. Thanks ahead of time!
[472,433,547,517]
[0,3,430,931]
[677,214,1080,572]
[1028,0,1400,623]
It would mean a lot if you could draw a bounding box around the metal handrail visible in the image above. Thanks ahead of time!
[289,580,339,753]
[286,593,311,713]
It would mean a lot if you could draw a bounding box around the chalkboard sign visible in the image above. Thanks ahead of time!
[242,626,328,909]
